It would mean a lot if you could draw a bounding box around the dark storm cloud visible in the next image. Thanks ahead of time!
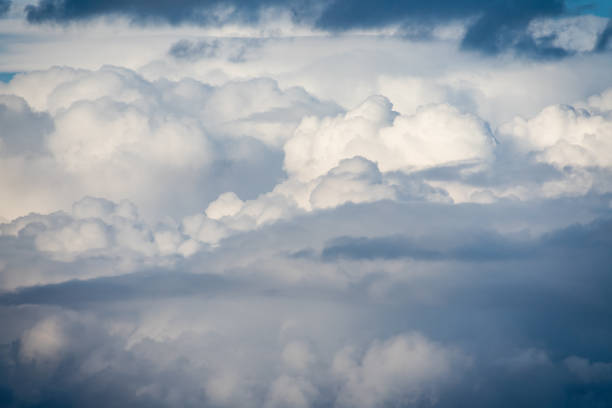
[23,0,577,56]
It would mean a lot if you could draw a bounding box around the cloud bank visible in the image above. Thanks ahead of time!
[1,3,612,407]
[19,0,612,56]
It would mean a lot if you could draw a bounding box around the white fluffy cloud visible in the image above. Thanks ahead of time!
[284,96,495,182]
[186,155,427,244]
[0,66,338,220]
[499,87,612,168]
[308,156,397,210]
[50,98,210,171]
[0,196,198,287]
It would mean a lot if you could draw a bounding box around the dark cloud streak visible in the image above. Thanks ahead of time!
[24,0,312,25]
[0,271,240,307]
[321,217,612,262]
[168,39,220,60]
[594,19,612,52]
[22,0,579,57]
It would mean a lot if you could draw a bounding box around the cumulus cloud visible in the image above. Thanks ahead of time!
[284,95,495,182]
[66,84,608,248]
[186,153,451,246]
[308,157,397,209]
[499,87,612,168]
[2,4,612,407]
[0,66,338,220]
[0,196,199,288]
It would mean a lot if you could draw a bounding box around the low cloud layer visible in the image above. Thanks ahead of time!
[1,201,611,406]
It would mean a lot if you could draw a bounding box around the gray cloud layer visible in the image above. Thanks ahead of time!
[1,200,611,407]
[20,0,612,56]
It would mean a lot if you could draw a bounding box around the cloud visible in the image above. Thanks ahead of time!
[119,85,612,248]
[316,0,574,58]
[321,231,532,262]
[528,15,610,52]
[308,157,397,209]
[184,155,450,246]
[168,38,220,60]
[2,65,610,254]
[594,18,612,52]
[1,201,612,406]
[0,66,338,220]
[0,94,53,155]
[21,0,607,57]
[168,38,266,63]
[321,216,612,264]
[0,0,9,16]
[0,196,199,288]
[332,333,467,408]
[265,375,317,408]
[498,87,612,168]
[564,356,612,383]
[458,0,567,57]
[284,95,495,182]
[19,316,67,364]
[281,340,314,372]
[3,4,612,406]
[23,0,309,25]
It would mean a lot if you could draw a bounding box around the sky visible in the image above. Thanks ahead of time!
[0,1,612,407]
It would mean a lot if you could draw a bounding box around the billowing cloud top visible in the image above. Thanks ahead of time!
[1,1,612,407]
